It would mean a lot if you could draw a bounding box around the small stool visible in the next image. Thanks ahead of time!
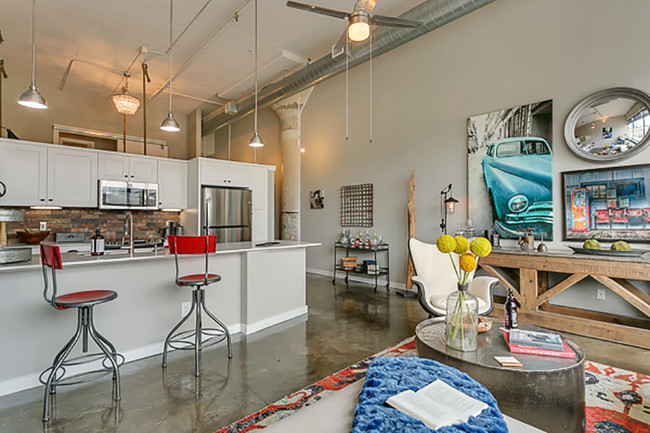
[162,235,232,377]
[39,244,122,422]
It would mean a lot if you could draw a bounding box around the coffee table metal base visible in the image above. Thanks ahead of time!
[416,318,585,433]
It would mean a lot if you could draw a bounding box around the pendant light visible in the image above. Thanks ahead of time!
[18,0,47,110]
[112,75,140,150]
[248,0,263,148]
[160,0,180,132]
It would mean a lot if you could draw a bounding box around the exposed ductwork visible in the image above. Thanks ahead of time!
[202,0,496,136]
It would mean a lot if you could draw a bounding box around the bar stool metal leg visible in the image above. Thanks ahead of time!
[42,309,84,422]
[194,289,202,377]
[162,292,196,369]
[87,309,121,401]
[200,291,232,359]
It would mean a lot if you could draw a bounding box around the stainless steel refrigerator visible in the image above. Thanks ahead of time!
[201,186,252,242]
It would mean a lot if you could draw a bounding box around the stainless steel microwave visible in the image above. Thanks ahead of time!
[98,180,158,210]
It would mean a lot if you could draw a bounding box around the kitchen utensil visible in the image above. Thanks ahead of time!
[16,229,50,244]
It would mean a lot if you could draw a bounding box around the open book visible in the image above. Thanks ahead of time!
[385,379,488,430]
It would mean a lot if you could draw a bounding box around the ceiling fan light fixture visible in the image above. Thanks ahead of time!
[348,12,370,42]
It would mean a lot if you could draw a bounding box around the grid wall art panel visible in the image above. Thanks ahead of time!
[340,183,374,227]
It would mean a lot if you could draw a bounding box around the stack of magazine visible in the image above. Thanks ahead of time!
[503,329,575,359]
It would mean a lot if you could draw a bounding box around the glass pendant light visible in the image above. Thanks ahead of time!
[248,0,263,148]
[160,0,180,132]
[18,0,47,110]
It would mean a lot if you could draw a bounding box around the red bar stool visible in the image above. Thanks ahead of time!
[39,244,122,422]
[162,235,232,376]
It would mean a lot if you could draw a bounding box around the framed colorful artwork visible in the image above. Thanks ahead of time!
[562,164,650,241]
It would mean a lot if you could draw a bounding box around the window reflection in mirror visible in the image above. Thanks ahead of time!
[573,97,650,157]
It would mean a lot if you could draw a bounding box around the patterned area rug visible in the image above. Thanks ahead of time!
[216,337,650,433]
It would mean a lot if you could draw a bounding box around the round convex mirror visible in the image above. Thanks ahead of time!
[564,87,650,162]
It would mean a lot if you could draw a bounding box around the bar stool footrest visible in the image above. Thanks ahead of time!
[39,352,124,387]
[167,328,229,351]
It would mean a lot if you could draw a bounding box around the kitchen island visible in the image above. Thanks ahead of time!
[0,240,319,396]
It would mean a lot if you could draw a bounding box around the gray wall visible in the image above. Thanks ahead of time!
[299,0,650,318]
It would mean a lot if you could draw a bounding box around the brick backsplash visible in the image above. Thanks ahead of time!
[4,208,181,244]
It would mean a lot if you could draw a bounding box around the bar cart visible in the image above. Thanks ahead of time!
[332,242,390,291]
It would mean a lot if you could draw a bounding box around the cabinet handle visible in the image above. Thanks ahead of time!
[130,175,134,178]
[48,198,53,202]
[40,198,45,202]
[124,175,128,178]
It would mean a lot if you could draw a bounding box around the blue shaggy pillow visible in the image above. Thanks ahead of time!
[350,357,507,433]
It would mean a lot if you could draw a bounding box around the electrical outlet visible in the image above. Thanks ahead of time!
[596,289,606,301]
[181,302,192,317]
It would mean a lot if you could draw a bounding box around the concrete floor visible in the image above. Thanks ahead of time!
[0,273,648,433]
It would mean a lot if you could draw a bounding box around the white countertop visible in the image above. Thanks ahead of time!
[0,240,320,273]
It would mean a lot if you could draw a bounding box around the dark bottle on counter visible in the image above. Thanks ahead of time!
[91,228,105,256]
[504,289,518,329]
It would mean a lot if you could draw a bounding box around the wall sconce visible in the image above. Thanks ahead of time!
[440,183,458,235]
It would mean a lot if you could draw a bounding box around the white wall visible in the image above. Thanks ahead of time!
[299,0,650,317]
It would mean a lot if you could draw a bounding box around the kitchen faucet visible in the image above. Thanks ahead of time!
[123,212,134,256]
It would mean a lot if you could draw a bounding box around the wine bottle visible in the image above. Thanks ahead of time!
[504,289,518,329]
[91,228,105,256]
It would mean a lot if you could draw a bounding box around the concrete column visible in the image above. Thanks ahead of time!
[271,87,314,241]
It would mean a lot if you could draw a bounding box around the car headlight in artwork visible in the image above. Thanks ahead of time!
[508,195,529,213]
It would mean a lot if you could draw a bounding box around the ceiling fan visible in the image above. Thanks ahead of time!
[287,0,422,57]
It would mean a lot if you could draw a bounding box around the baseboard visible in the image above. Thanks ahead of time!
[0,323,243,398]
[241,306,309,335]
[306,267,406,290]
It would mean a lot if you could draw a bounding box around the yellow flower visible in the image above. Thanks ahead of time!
[436,235,457,254]
[454,236,469,254]
[459,253,477,273]
[470,237,492,258]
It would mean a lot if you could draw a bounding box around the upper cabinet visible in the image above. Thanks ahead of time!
[47,148,97,207]
[98,154,158,183]
[200,159,248,188]
[0,140,47,206]
[158,160,188,210]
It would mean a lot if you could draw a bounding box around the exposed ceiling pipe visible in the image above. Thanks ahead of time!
[149,0,252,103]
[202,0,497,136]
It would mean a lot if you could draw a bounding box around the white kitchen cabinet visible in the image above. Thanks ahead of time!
[47,148,98,207]
[200,159,248,188]
[252,209,268,241]
[248,167,268,211]
[0,139,47,206]
[158,160,188,209]
[97,153,129,180]
[98,154,158,183]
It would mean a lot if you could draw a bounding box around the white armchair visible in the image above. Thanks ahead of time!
[408,238,497,317]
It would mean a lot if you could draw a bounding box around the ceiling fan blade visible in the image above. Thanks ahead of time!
[331,30,348,59]
[286,1,350,20]
[355,0,377,13]
[371,15,422,28]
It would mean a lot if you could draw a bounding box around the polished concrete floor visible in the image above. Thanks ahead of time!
[0,274,648,433]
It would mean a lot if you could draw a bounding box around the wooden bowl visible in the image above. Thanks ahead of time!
[16,229,50,244]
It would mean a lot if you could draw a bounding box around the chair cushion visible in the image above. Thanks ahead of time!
[55,290,117,309]
[177,273,221,286]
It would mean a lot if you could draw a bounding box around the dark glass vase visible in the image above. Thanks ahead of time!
[445,283,479,351]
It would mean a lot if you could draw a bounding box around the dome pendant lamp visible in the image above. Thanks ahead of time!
[248,0,263,148]
[18,0,47,110]
[160,0,180,132]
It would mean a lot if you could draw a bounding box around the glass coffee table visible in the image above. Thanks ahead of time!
[416,317,585,433]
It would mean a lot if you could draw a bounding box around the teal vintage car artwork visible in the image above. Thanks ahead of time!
[481,137,554,240]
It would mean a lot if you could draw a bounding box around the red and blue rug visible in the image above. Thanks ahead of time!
[216,337,650,433]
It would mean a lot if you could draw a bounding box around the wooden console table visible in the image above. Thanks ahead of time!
[479,248,650,349]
